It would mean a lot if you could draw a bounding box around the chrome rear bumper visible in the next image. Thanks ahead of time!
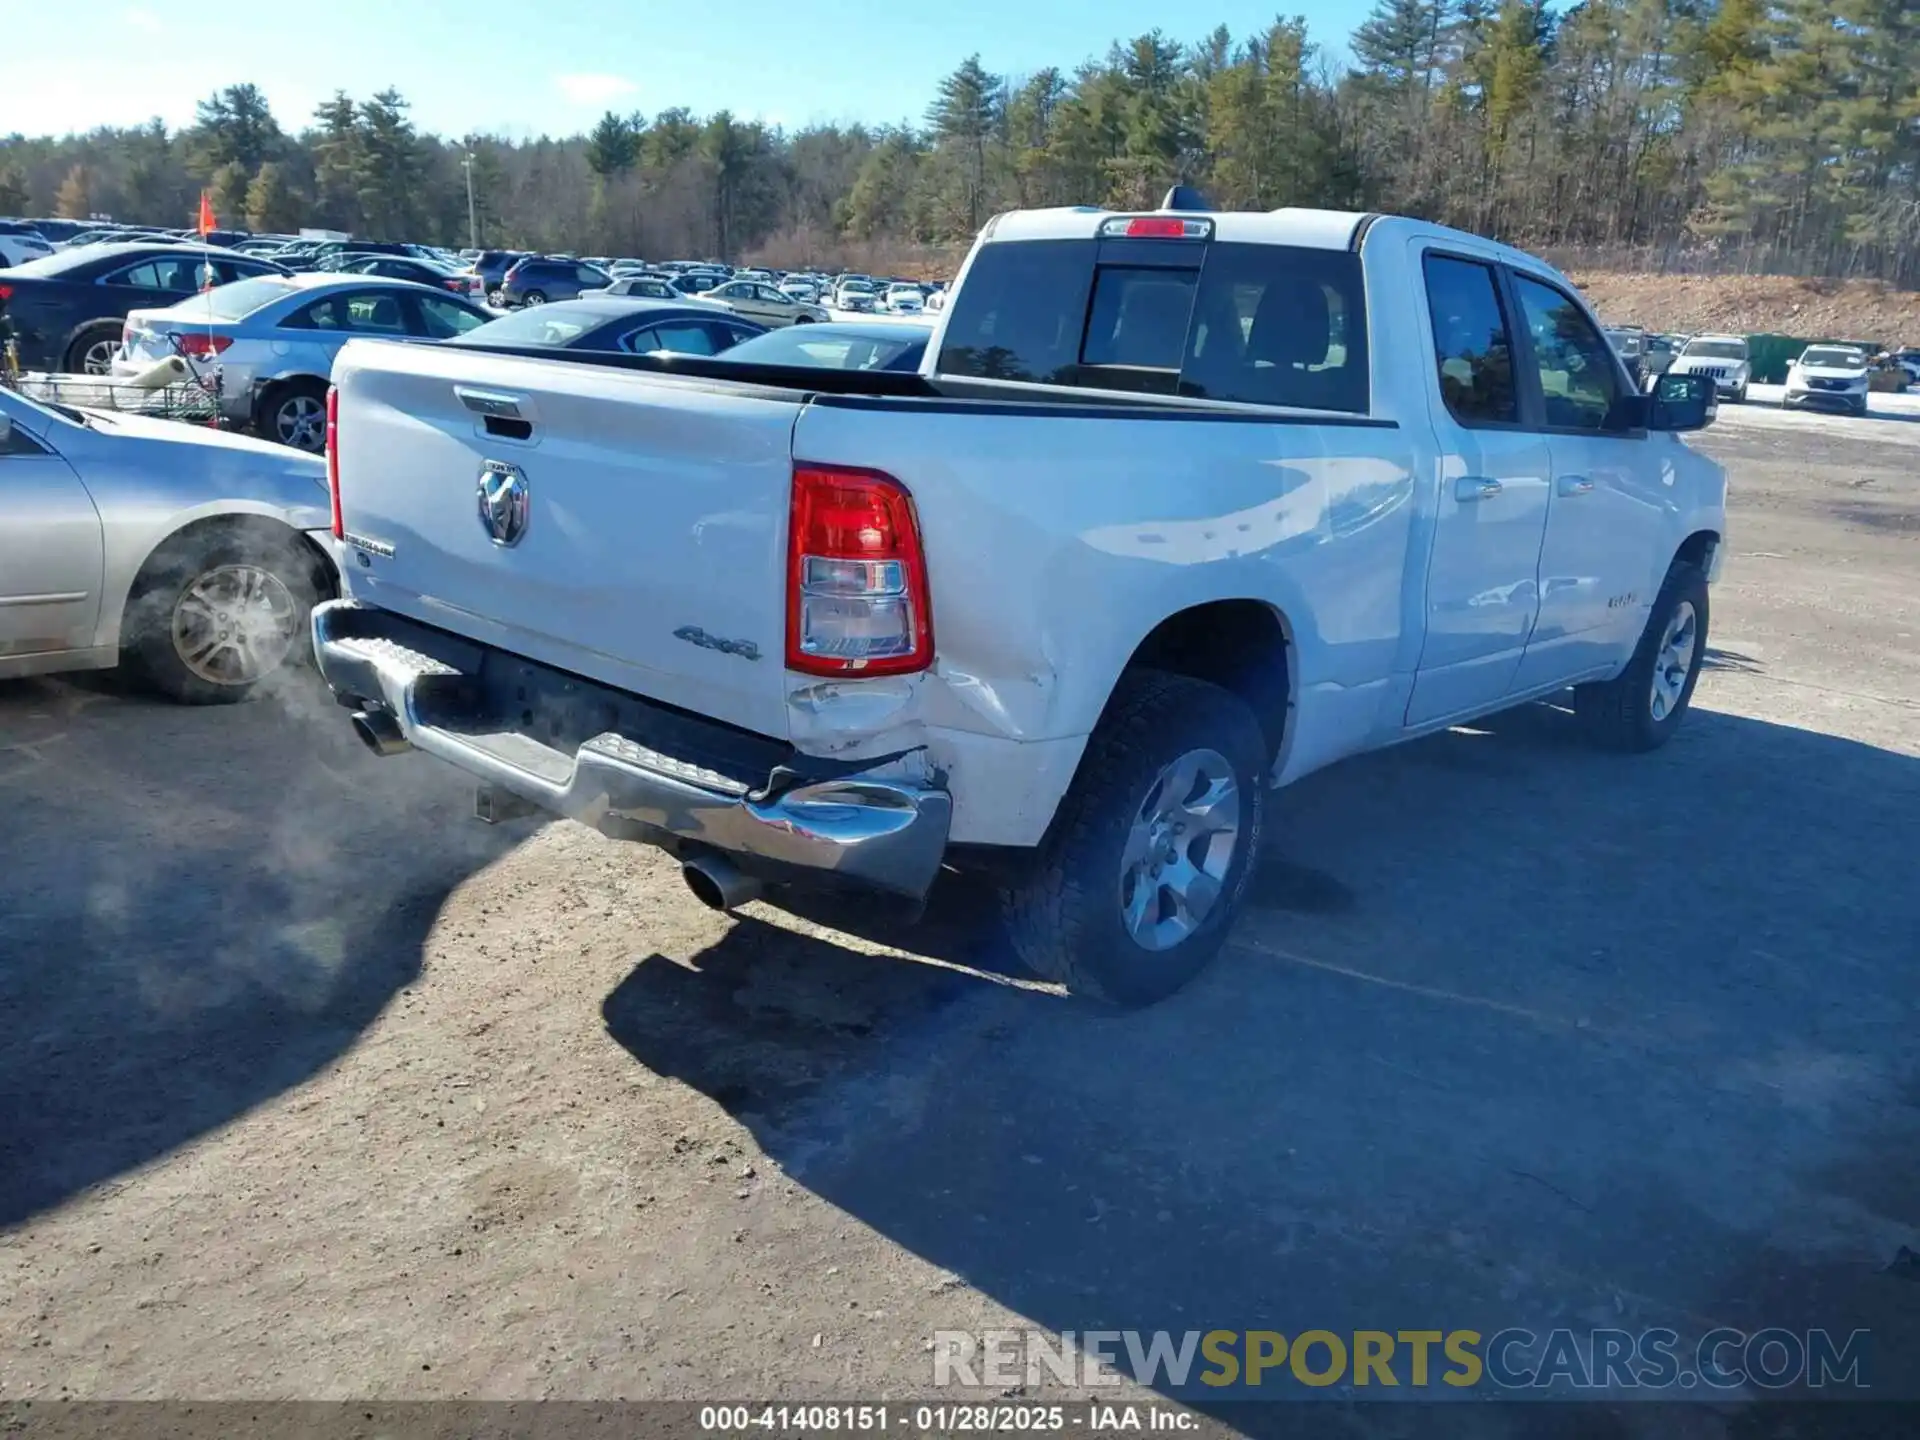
[310,600,951,900]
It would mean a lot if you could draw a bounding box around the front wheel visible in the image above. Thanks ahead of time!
[1000,671,1267,1007]
[1573,560,1708,753]
[121,526,324,704]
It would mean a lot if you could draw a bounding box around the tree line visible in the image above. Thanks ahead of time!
[2,1,1916,284]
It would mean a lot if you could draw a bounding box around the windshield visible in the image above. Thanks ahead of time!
[719,324,929,372]
[1800,347,1865,368]
[180,276,300,320]
[451,307,595,346]
[1683,339,1747,360]
[839,279,875,293]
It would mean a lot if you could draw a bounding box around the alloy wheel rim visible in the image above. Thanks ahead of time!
[1650,600,1698,721]
[83,340,118,375]
[170,564,299,685]
[277,395,326,451]
[1118,748,1240,951]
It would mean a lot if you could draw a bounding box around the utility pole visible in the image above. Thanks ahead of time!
[463,151,478,249]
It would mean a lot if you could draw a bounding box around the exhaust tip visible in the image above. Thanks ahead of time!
[682,855,761,912]
[349,709,409,758]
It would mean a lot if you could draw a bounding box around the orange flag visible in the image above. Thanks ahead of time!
[197,191,216,236]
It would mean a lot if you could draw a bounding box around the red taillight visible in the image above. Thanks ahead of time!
[175,332,232,358]
[442,278,462,291]
[0,284,13,302]
[1125,217,1189,237]
[325,386,342,540]
[786,463,933,677]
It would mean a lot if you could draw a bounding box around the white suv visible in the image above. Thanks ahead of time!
[1667,334,1751,403]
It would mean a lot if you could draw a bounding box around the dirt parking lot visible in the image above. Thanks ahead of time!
[3,409,1917,1426]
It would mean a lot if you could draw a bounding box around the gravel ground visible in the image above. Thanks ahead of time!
[2,412,1917,1432]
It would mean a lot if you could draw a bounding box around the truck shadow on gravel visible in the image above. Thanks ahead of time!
[0,675,510,1229]
[604,701,1920,1430]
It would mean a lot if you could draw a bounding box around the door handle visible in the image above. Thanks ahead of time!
[1455,476,1503,502]
[1558,475,1596,497]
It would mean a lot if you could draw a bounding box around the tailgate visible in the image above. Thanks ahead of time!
[329,340,803,740]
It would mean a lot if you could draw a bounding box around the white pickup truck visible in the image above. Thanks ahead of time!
[311,202,1727,1006]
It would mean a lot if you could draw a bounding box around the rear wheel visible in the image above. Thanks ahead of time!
[486,288,504,306]
[1000,671,1267,1008]
[121,526,325,704]
[258,378,329,453]
[65,323,123,376]
[522,290,547,306]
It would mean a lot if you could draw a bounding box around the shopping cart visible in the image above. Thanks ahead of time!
[1,330,229,426]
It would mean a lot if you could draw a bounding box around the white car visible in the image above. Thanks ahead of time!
[0,224,54,267]
[314,203,1726,1007]
[833,279,879,313]
[0,383,335,701]
[114,273,492,451]
[1666,334,1751,402]
[1782,345,1871,416]
[883,284,924,315]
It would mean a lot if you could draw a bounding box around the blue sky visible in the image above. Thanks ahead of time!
[3,0,1366,140]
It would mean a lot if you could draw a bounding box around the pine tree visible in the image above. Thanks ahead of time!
[927,56,1003,232]
[586,112,639,178]
[245,162,300,232]
[0,162,28,216]
[207,161,251,229]
[54,164,93,220]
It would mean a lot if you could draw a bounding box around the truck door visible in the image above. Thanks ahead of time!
[1502,270,1671,693]
[1405,248,1553,727]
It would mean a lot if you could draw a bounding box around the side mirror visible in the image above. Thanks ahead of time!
[1649,371,1716,432]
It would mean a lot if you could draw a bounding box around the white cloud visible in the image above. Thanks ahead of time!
[553,73,637,107]
[120,6,162,32]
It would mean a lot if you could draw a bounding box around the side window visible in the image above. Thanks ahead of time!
[648,322,721,356]
[1177,244,1369,412]
[410,295,486,339]
[105,259,176,289]
[1422,255,1518,425]
[210,258,268,286]
[292,291,407,334]
[619,326,661,354]
[576,266,603,286]
[1512,274,1620,431]
[714,323,758,350]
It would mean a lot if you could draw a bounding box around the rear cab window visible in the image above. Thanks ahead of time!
[936,235,1369,413]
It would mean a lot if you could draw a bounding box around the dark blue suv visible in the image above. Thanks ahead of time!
[500,256,613,307]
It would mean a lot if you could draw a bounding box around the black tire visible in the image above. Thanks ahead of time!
[256,378,330,453]
[792,314,815,325]
[121,525,326,705]
[1573,560,1708,753]
[1000,670,1268,1008]
[486,288,504,306]
[522,290,547,306]
[1734,384,1748,404]
[64,322,123,377]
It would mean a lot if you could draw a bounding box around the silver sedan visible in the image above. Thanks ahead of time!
[112,273,492,452]
[0,384,336,702]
